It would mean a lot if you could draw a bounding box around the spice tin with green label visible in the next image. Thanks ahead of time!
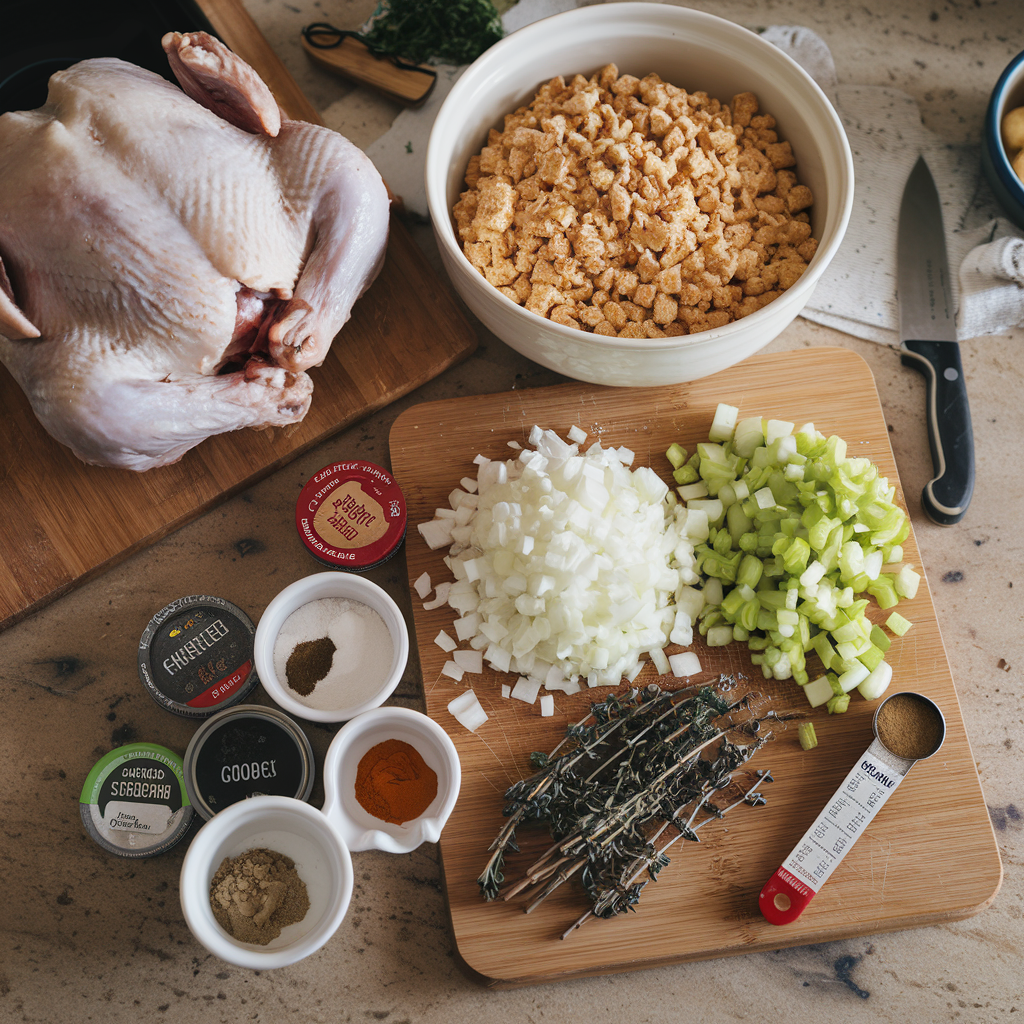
[80,743,194,858]
[183,705,315,821]
[295,461,407,571]
[138,595,260,718]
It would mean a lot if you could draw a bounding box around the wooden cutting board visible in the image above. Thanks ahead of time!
[0,0,476,631]
[389,347,1002,988]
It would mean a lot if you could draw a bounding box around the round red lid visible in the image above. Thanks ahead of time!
[295,461,407,571]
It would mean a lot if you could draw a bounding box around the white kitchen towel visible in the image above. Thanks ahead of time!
[365,10,1024,343]
[957,235,1024,337]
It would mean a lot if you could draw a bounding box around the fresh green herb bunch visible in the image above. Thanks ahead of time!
[478,682,781,936]
[360,0,504,66]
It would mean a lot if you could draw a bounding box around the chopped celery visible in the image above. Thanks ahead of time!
[709,403,739,442]
[666,443,688,469]
[803,675,833,707]
[666,413,912,703]
[838,662,870,692]
[886,611,912,636]
[798,721,818,750]
[869,624,891,652]
[894,564,921,599]
[856,643,886,673]
[826,692,851,714]
[857,661,892,701]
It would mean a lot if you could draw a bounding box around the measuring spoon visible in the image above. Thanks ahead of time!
[759,691,946,925]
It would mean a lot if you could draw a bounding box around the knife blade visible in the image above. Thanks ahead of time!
[897,155,975,526]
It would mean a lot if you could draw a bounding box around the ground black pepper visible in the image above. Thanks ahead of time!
[285,636,336,696]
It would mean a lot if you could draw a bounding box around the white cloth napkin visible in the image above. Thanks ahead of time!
[365,10,1024,343]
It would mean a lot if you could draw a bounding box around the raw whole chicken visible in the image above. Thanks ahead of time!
[0,31,390,471]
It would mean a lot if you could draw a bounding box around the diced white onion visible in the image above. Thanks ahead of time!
[416,424,701,689]
[413,572,431,599]
[539,694,555,717]
[422,581,451,610]
[434,630,457,653]
[448,689,488,732]
[418,519,454,550]
[650,646,670,675]
[453,649,483,674]
[441,661,464,682]
[511,677,541,704]
[669,651,702,677]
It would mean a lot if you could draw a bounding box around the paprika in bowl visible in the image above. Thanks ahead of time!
[320,706,461,854]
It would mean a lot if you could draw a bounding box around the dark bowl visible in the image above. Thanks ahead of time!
[983,48,1024,230]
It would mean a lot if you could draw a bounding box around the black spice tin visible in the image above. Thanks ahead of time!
[138,595,260,718]
[183,705,315,821]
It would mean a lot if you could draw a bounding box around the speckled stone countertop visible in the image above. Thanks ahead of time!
[2,1,1022,1021]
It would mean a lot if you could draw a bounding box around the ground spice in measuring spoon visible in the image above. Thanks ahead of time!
[209,847,310,945]
[760,690,946,926]
[355,739,438,825]
[875,692,945,760]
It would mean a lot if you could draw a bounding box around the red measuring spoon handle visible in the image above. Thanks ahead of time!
[758,867,816,925]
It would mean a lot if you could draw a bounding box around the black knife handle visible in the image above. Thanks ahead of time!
[900,341,975,526]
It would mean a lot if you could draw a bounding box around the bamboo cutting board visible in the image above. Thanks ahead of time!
[389,347,1002,988]
[0,0,476,631]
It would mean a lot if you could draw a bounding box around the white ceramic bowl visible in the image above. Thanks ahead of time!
[321,706,461,854]
[254,572,410,723]
[179,795,353,969]
[425,2,854,386]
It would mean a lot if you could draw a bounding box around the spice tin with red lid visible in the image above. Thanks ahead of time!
[296,461,407,571]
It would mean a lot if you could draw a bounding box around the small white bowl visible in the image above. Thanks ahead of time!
[322,706,461,854]
[179,795,353,969]
[254,572,410,723]
[425,2,854,386]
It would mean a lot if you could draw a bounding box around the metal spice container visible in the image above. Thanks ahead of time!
[295,460,407,571]
[79,743,194,858]
[183,705,315,821]
[138,595,260,718]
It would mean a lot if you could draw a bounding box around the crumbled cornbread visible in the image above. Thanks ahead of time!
[453,64,818,338]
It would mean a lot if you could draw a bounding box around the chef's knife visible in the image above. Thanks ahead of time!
[897,156,974,526]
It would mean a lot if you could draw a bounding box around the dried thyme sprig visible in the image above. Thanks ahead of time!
[477,685,708,900]
[478,682,787,932]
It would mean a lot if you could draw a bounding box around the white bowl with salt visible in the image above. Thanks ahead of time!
[254,572,409,723]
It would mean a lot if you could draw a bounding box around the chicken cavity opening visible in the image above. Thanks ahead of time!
[219,284,284,372]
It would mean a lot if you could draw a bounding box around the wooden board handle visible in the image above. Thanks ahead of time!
[300,32,436,106]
